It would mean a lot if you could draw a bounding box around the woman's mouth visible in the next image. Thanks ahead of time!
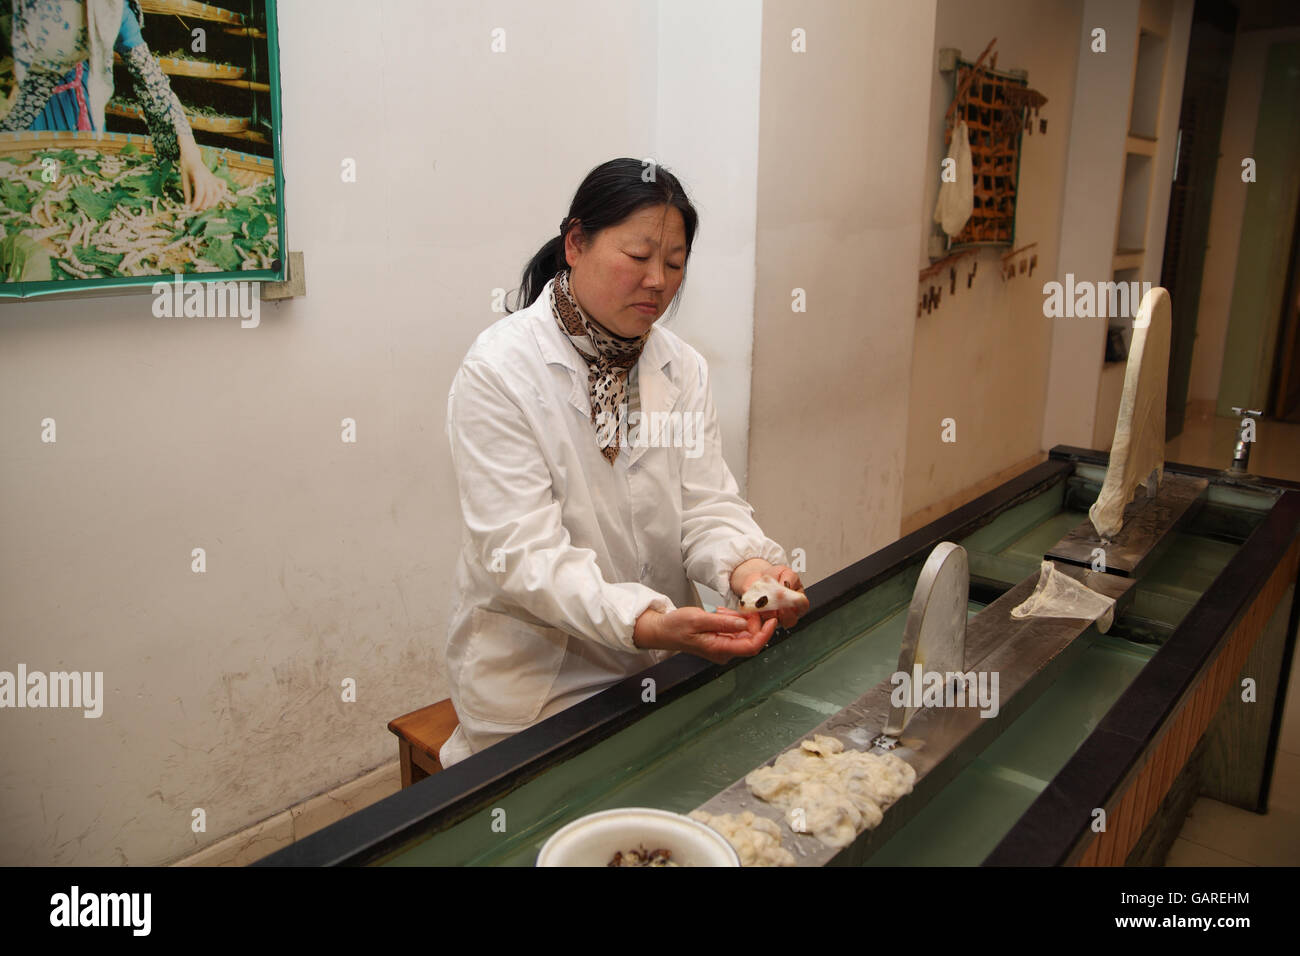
[632,303,658,315]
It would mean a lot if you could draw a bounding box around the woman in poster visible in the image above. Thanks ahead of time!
[1,0,222,209]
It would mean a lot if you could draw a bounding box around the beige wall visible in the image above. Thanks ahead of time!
[1188,25,1300,407]
[1093,0,1191,448]
[0,0,765,864]
[903,0,1083,519]
[1040,0,1191,452]
[747,0,938,579]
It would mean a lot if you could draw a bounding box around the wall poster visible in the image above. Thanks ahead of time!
[0,0,284,299]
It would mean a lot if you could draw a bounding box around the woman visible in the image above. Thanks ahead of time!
[2,0,222,209]
[440,159,808,767]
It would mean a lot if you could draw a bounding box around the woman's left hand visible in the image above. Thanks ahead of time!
[729,558,809,629]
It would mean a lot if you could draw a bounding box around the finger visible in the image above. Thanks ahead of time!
[720,615,762,639]
[710,608,752,628]
[784,592,811,628]
[182,171,192,207]
[724,619,776,656]
[696,644,733,666]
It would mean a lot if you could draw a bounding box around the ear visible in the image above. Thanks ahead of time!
[563,222,586,266]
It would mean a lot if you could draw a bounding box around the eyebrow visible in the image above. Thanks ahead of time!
[634,235,687,254]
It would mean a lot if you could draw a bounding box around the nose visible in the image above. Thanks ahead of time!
[644,256,666,290]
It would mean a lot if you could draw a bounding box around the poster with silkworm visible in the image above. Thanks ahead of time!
[0,0,284,297]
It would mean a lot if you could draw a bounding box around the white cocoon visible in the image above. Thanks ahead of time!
[933,120,973,237]
[1010,560,1116,634]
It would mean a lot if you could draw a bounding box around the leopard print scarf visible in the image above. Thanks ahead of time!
[549,268,649,464]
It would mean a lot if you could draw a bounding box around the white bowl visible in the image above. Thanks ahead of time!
[536,807,740,867]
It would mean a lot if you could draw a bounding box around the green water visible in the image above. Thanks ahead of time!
[867,634,1155,865]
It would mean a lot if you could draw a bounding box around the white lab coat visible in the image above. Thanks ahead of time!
[438,277,787,767]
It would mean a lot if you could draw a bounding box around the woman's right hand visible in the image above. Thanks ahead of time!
[633,607,777,665]
[178,136,225,210]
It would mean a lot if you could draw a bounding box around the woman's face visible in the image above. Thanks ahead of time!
[564,204,687,338]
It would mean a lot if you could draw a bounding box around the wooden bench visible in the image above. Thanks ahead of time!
[387,699,459,788]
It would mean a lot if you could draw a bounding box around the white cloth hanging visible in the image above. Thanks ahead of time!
[934,119,973,238]
[1089,288,1172,539]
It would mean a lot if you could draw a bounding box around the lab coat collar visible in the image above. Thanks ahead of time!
[528,279,680,468]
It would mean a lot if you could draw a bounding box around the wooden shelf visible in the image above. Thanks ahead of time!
[106,15,273,158]
[100,4,274,158]
[1125,134,1157,156]
[1129,29,1167,139]
[1113,249,1145,270]
[113,51,245,81]
[210,78,272,93]
[138,0,245,26]
[221,128,269,146]
[1116,152,1153,253]
[108,102,251,134]
[156,55,245,81]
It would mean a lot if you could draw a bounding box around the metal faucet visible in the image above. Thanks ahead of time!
[1229,407,1262,472]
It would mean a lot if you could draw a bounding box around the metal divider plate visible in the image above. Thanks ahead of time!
[689,565,1134,866]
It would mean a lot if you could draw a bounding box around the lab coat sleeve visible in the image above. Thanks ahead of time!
[448,359,676,652]
[678,352,788,604]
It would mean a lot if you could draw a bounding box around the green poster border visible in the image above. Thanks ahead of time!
[0,0,287,300]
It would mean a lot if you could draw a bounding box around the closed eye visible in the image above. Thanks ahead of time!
[628,254,683,269]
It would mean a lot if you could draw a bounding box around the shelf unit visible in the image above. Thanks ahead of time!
[1106,14,1170,363]
[108,0,273,153]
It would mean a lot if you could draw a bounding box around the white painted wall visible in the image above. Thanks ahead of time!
[1039,0,1190,452]
[1188,25,1300,408]
[1043,0,1139,451]
[746,0,937,580]
[903,0,1083,518]
[0,0,764,865]
[1093,0,1191,449]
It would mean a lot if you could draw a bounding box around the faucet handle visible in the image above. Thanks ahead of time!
[1228,406,1262,472]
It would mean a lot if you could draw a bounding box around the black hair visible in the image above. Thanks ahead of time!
[510,158,699,317]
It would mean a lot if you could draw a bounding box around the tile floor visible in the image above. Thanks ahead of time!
[1164,408,1300,866]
